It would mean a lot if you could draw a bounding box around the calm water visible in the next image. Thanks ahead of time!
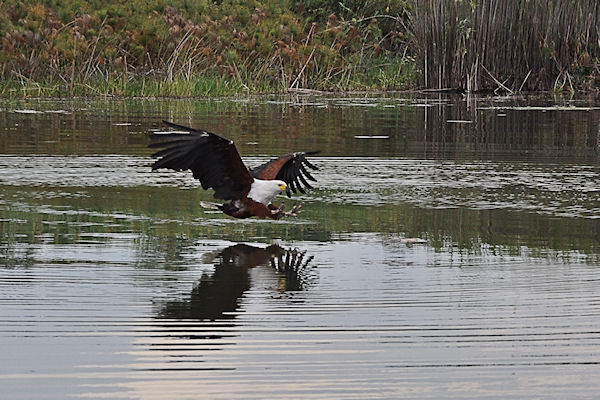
[1,94,600,399]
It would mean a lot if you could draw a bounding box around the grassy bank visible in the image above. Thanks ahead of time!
[1,55,415,97]
[2,0,600,97]
[1,0,415,97]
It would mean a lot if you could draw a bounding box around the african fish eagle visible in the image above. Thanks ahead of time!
[149,121,319,219]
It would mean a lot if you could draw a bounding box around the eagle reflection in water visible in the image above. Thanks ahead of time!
[158,244,315,321]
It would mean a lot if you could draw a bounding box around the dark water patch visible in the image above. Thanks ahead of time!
[2,94,599,161]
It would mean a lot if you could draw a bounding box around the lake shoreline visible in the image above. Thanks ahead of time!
[2,80,598,100]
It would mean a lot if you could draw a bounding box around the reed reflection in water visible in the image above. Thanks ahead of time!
[1,94,599,162]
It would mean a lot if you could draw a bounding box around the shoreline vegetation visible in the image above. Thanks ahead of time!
[1,0,600,98]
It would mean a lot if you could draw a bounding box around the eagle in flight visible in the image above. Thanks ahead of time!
[150,121,319,219]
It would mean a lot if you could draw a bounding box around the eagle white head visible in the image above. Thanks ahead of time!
[247,179,287,205]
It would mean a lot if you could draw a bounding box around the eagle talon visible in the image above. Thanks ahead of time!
[270,203,302,218]
[283,204,302,217]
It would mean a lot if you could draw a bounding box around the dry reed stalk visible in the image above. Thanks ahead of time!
[412,0,600,92]
[289,48,316,90]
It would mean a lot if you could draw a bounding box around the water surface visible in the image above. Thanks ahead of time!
[1,94,600,399]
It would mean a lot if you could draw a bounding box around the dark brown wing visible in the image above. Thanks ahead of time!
[150,121,253,201]
[250,151,320,197]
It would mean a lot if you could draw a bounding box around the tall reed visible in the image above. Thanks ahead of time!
[411,0,600,92]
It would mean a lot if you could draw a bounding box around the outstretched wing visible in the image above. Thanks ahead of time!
[149,121,253,200]
[250,151,320,197]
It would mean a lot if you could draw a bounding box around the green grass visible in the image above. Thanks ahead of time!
[0,75,264,98]
[0,57,417,98]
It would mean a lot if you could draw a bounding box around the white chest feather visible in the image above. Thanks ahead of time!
[247,179,281,205]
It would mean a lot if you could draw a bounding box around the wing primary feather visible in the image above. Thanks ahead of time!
[148,140,181,149]
[152,150,191,169]
[293,159,301,176]
[299,163,317,181]
[292,160,306,193]
[294,175,306,194]
[297,172,313,189]
[151,146,182,159]
[151,142,194,160]
[281,163,291,184]
[303,158,319,170]
[287,166,298,193]
[288,175,297,193]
